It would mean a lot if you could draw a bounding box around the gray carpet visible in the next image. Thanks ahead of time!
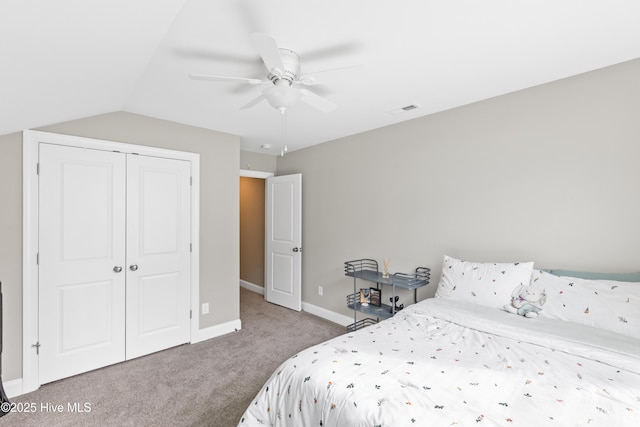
[3,288,346,426]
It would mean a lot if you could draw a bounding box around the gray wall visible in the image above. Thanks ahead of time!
[240,150,277,174]
[1,112,240,382]
[0,132,23,382]
[276,58,640,318]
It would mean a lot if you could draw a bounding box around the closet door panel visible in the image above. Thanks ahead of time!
[39,144,126,384]
[125,155,192,359]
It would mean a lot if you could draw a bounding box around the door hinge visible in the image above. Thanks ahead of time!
[190,309,192,319]
[32,342,41,355]
[37,252,39,265]
[190,243,192,253]
[37,163,40,175]
[190,176,193,186]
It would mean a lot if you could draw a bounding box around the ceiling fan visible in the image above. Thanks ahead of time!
[189,32,359,113]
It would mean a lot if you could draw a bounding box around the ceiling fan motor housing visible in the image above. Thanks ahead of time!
[268,48,300,85]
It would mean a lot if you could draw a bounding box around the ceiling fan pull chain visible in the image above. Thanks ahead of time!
[280,107,288,156]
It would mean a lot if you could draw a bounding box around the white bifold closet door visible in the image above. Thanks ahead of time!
[38,143,191,384]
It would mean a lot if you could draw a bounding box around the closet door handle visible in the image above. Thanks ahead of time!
[113,266,123,273]
[129,264,139,271]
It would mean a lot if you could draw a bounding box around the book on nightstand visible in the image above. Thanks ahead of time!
[369,287,381,307]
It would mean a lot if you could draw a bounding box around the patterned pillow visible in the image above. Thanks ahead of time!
[436,255,534,308]
[530,269,640,339]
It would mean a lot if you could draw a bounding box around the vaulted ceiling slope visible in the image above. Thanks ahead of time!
[3,0,640,154]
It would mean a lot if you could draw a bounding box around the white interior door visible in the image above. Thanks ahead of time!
[125,155,192,359]
[265,174,302,311]
[39,144,126,384]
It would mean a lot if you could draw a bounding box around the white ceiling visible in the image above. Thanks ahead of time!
[3,0,640,154]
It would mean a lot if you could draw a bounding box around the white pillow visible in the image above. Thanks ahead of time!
[436,255,534,308]
[530,269,640,339]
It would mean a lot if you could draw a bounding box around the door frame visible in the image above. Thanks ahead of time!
[240,169,273,180]
[239,169,273,295]
[22,130,201,394]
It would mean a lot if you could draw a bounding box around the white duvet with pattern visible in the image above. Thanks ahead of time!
[239,298,640,426]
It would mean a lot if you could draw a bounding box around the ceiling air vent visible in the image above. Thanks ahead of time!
[388,104,420,115]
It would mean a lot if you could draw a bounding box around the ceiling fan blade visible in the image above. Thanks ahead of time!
[189,73,264,85]
[250,33,285,76]
[240,94,266,110]
[297,64,365,86]
[299,89,337,113]
[299,41,364,62]
[174,47,258,65]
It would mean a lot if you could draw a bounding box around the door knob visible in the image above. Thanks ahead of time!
[113,266,123,273]
[129,264,139,271]
[293,247,301,252]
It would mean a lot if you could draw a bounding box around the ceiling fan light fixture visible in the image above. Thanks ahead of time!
[264,83,301,109]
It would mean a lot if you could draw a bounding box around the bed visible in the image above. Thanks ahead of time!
[238,256,640,426]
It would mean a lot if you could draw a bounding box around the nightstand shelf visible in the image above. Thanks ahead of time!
[344,259,430,331]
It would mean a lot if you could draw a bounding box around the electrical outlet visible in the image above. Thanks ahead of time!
[318,286,323,296]
[202,302,209,315]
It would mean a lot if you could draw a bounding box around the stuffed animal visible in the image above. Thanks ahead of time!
[504,284,547,318]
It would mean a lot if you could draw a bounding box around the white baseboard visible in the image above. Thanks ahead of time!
[3,378,23,398]
[192,318,242,343]
[302,301,353,327]
[240,280,264,295]
[240,280,351,327]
